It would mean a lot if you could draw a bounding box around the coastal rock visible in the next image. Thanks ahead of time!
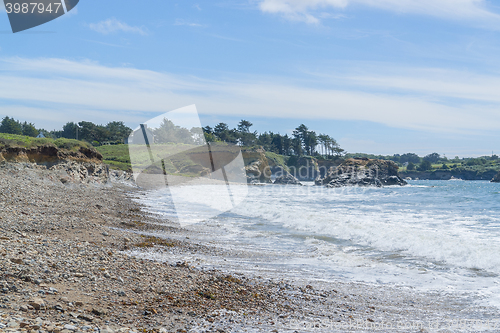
[49,161,109,184]
[492,171,500,183]
[273,173,302,185]
[243,149,272,183]
[316,158,407,187]
[28,298,45,310]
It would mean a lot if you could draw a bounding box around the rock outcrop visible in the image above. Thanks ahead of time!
[316,158,407,187]
[50,161,109,184]
[492,171,500,183]
[242,148,273,183]
[273,173,302,185]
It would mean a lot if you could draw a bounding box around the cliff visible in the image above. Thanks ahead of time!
[0,144,102,166]
[316,158,407,187]
[0,138,109,184]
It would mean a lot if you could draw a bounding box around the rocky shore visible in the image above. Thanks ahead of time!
[0,162,497,332]
[315,158,407,187]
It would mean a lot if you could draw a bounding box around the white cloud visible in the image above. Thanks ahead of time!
[174,19,205,27]
[1,57,500,134]
[88,18,148,35]
[257,0,500,25]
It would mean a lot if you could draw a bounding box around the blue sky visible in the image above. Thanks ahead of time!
[1,0,500,156]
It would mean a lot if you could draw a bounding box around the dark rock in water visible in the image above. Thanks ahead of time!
[492,171,500,183]
[316,158,407,188]
[273,173,302,185]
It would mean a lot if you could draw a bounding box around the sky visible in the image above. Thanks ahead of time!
[1,0,500,157]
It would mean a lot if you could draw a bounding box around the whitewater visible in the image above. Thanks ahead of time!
[134,180,500,309]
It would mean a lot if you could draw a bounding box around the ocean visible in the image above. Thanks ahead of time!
[133,180,500,308]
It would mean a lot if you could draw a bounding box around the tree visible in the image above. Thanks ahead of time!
[418,160,432,171]
[304,131,317,155]
[400,153,421,164]
[423,153,440,164]
[202,126,217,142]
[237,120,252,133]
[21,121,38,137]
[282,134,292,156]
[237,120,256,146]
[291,137,302,156]
[154,118,194,144]
[106,121,132,142]
[407,162,416,171]
[213,123,237,143]
[0,116,22,135]
[62,122,79,139]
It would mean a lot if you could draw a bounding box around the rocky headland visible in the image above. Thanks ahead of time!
[315,158,407,187]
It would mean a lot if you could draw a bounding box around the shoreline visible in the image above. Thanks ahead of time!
[0,163,498,332]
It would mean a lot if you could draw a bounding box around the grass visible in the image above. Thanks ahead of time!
[97,143,202,173]
[264,151,289,171]
[0,133,91,151]
[97,143,244,176]
[96,144,131,171]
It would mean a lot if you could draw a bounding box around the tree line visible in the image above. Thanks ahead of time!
[202,120,344,158]
[0,116,133,145]
[347,151,499,170]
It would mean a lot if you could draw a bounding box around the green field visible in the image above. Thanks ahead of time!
[96,143,239,176]
[0,133,91,151]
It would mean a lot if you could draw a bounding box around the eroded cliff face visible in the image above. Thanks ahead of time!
[0,145,109,184]
[316,158,407,187]
[0,145,103,166]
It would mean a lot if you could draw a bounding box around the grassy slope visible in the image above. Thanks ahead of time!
[97,143,211,174]
[0,133,91,151]
[96,144,131,171]
[264,151,289,171]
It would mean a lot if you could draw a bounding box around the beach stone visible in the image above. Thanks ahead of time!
[28,298,45,310]
[63,324,78,331]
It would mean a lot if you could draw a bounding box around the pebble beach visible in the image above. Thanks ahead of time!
[0,162,498,333]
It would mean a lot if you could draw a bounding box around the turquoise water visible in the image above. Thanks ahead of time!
[138,180,500,307]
